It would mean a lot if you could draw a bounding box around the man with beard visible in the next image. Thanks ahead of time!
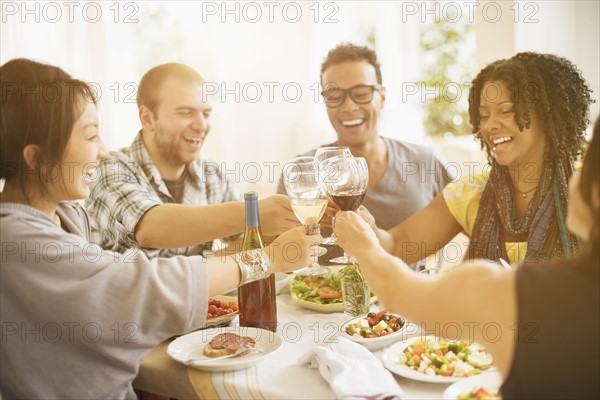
[87,63,299,258]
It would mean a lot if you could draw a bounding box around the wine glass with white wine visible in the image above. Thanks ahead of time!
[283,156,329,276]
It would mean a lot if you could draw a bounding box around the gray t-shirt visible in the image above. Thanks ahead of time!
[277,137,451,231]
[0,202,207,399]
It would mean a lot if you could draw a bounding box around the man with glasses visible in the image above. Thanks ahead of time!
[277,43,451,266]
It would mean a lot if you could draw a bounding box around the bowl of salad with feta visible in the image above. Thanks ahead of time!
[340,311,407,351]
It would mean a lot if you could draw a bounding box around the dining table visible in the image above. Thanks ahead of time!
[133,282,462,400]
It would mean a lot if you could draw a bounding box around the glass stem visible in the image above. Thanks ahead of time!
[330,215,337,244]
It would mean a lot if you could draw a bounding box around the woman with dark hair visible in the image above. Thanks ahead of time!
[0,59,321,399]
[357,52,593,264]
[334,85,599,399]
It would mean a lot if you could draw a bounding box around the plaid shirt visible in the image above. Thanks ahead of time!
[86,132,241,258]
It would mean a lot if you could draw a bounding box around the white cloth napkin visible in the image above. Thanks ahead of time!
[299,337,404,400]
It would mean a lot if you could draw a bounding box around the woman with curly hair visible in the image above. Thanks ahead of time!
[355,52,593,264]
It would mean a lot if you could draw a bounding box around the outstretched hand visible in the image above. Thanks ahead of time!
[355,205,378,231]
[258,194,302,236]
[333,211,381,259]
[266,226,323,273]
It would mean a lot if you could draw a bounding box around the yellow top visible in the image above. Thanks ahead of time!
[442,173,528,263]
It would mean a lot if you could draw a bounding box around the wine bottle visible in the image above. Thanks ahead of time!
[238,191,278,332]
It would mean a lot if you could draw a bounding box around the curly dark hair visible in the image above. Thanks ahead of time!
[468,52,594,166]
[320,43,382,85]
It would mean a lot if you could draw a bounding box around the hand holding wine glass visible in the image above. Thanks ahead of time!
[314,147,352,242]
[323,156,369,264]
[283,157,329,276]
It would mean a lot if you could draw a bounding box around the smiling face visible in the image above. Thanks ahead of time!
[478,81,546,168]
[55,100,106,200]
[321,61,385,148]
[142,77,212,170]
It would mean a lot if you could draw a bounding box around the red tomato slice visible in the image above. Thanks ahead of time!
[317,286,342,299]
[475,388,491,398]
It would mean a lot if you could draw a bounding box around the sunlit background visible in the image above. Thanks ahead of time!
[2,0,599,195]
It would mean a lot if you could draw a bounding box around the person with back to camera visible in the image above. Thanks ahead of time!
[356,52,593,264]
[0,58,321,399]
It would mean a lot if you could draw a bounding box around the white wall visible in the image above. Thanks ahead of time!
[2,0,598,197]
[514,0,600,124]
[474,0,599,124]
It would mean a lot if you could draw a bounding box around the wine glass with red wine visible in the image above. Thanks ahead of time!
[323,156,369,264]
[314,147,352,245]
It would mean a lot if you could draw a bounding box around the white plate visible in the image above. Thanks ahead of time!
[168,326,282,371]
[443,372,503,399]
[382,336,496,384]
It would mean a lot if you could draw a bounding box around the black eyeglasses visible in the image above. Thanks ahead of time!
[321,84,382,108]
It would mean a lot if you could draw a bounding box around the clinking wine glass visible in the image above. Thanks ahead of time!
[314,146,352,245]
[324,156,369,264]
[283,156,329,276]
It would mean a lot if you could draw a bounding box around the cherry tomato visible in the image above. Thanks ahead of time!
[206,299,239,319]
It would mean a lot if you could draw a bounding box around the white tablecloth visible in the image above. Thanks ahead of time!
[204,292,448,399]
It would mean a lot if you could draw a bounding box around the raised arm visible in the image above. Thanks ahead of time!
[388,194,462,262]
[135,195,300,249]
[359,194,462,263]
[205,226,322,296]
[87,157,300,249]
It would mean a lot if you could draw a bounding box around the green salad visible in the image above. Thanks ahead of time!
[290,273,343,304]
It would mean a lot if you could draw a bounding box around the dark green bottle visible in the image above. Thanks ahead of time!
[237,192,278,332]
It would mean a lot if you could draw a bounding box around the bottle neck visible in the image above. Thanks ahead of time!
[245,197,260,228]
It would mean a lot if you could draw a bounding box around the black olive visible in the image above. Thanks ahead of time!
[367,312,376,318]
[382,314,392,322]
